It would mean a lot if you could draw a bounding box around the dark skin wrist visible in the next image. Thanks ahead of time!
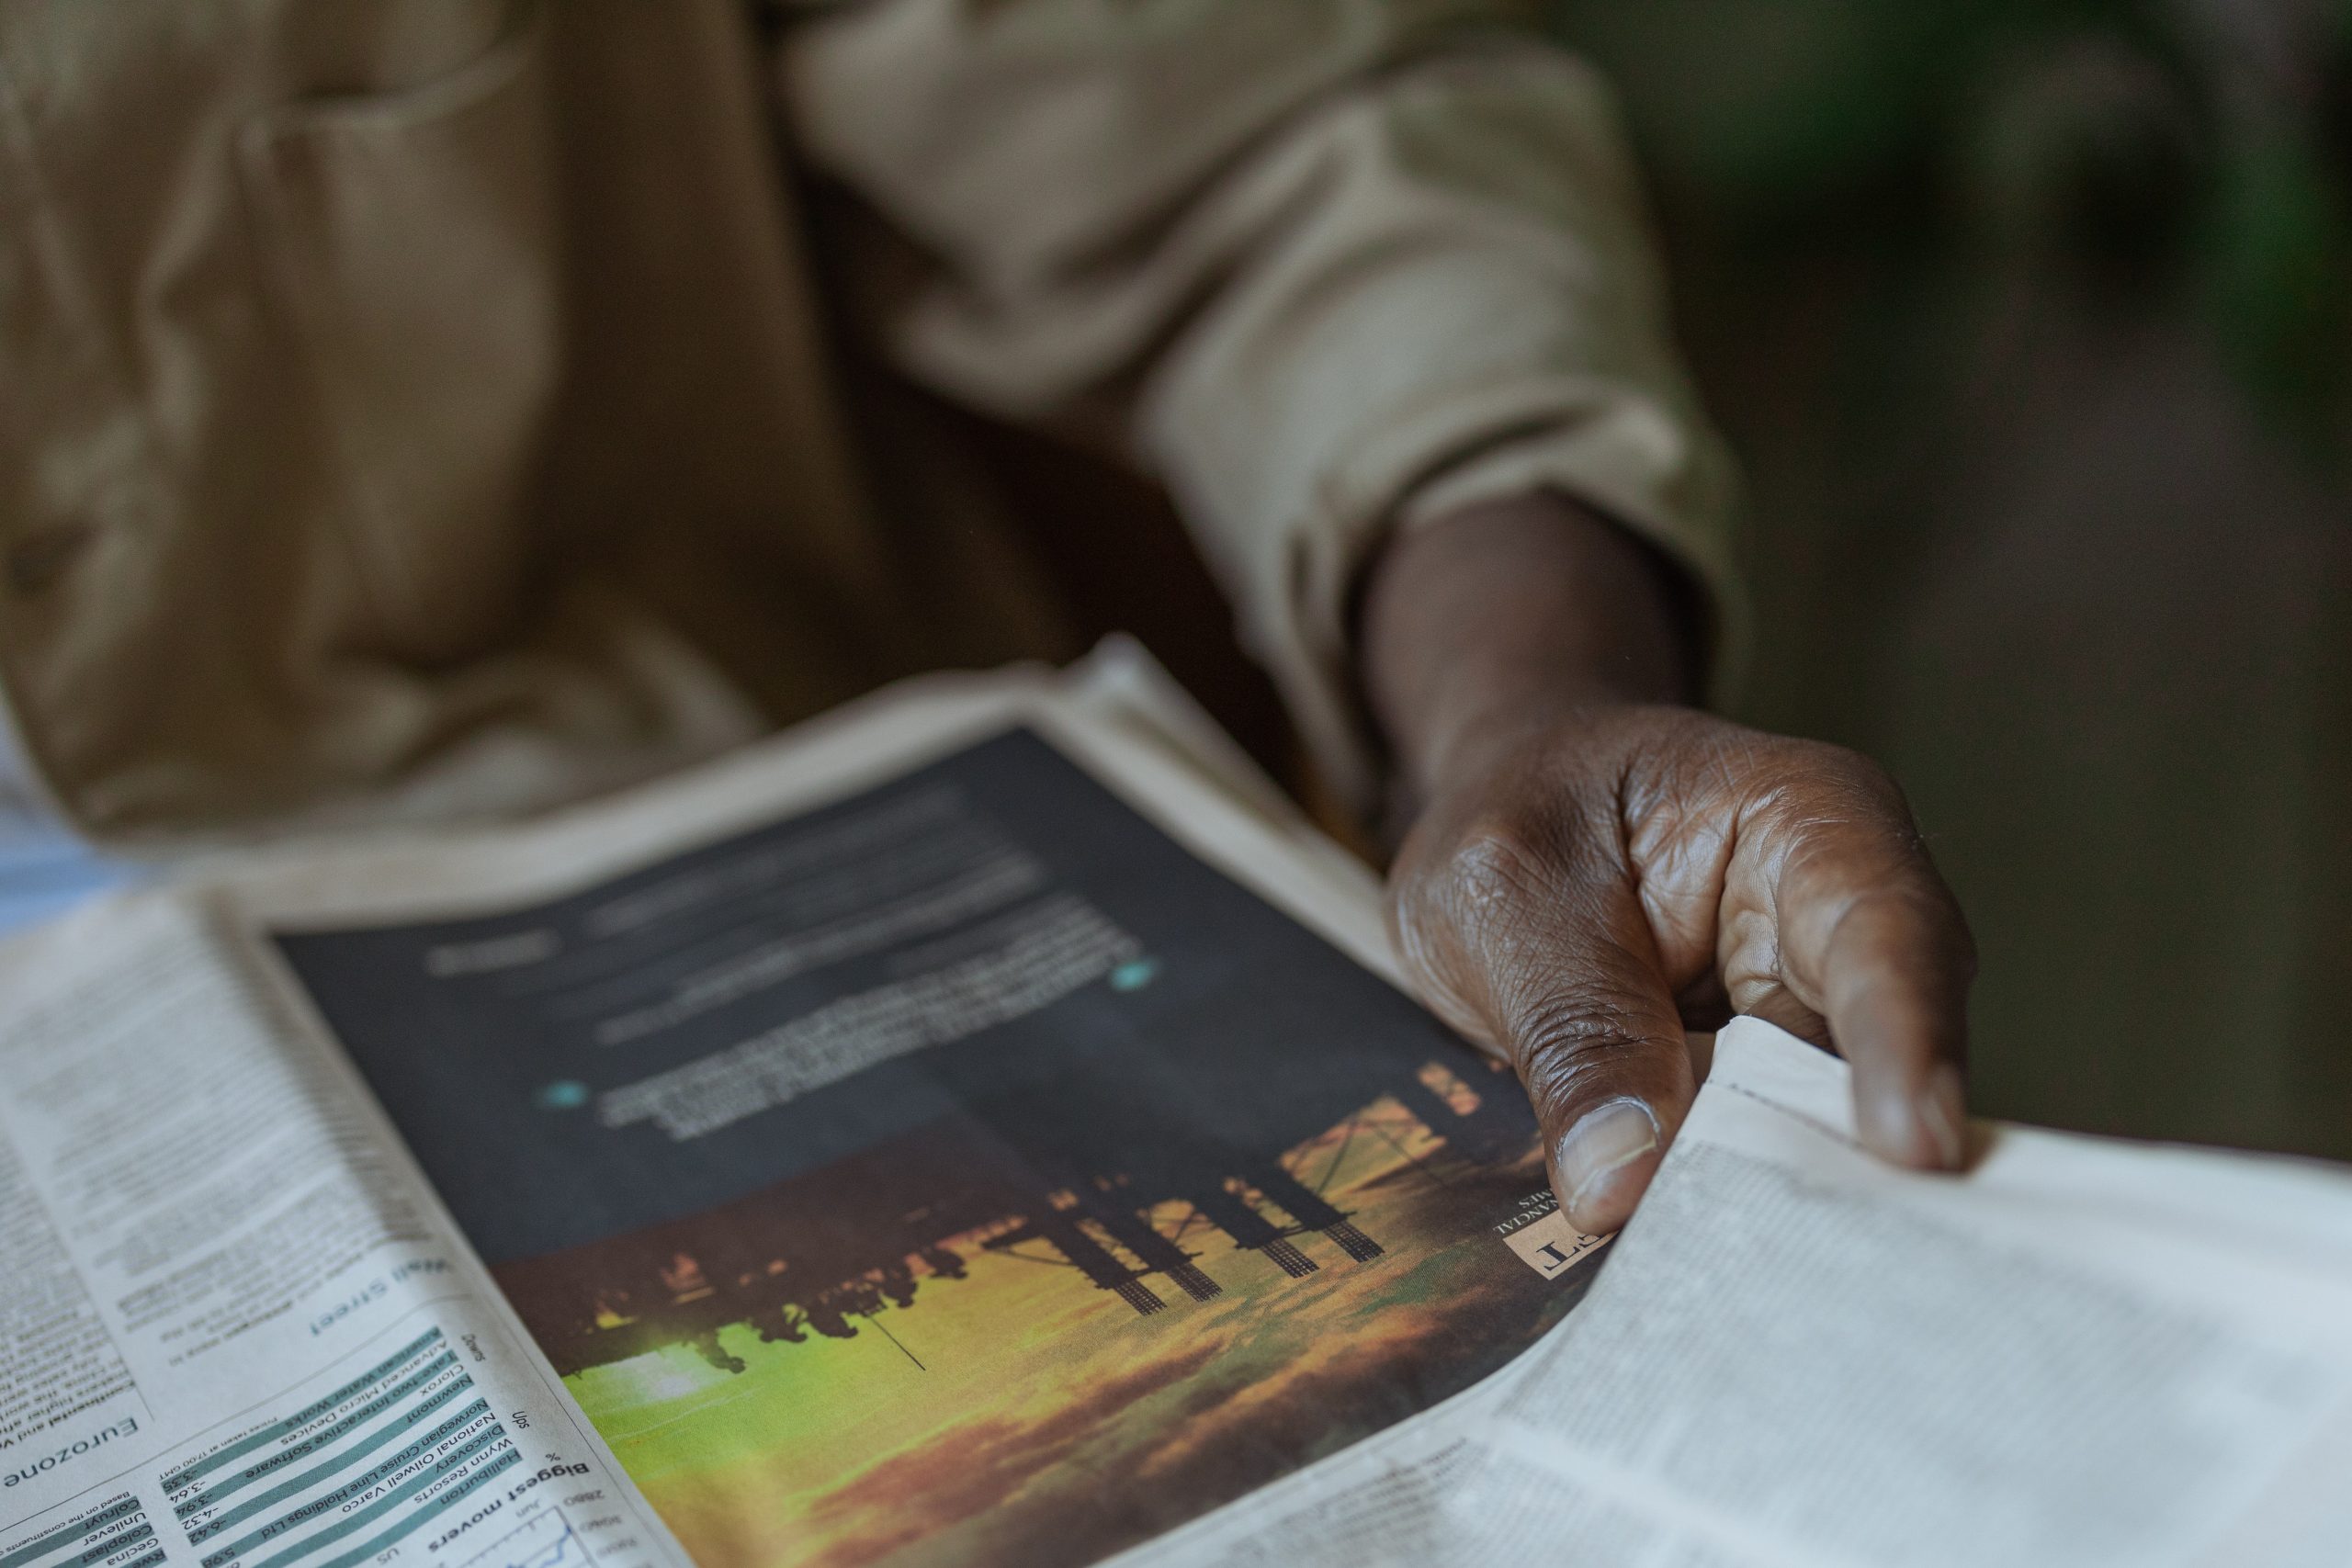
[1360,491,1975,1233]
[1363,493,1695,805]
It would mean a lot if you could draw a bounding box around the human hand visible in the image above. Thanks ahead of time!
[1363,495,1973,1234]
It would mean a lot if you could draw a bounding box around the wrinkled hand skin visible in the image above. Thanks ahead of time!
[1363,495,1976,1235]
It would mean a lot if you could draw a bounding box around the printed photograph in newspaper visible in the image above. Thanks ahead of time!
[273,730,1608,1568]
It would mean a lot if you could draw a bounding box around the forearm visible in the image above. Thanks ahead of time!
[1361,492,1701,806]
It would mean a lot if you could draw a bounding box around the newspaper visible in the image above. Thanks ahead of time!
[4,644,2351,1568]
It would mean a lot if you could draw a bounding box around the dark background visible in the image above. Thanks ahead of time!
[1541,0,2351,1158]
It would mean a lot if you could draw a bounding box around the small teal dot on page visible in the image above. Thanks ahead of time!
[535,1079,592,1111]
[1110,957,1161,992]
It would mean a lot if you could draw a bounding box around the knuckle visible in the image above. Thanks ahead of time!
[1511,987,1661,1107]
[1812,738,1896,789]
[1388,796,1630,1059]
[1770,781,1940,886]
[1754,734,1901,804]
[1431,809,1574,933]
[1386,824,1536,1031]
[1833,755,1921,828]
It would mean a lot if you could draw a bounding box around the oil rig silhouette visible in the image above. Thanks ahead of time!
[496,1059,1532,1378]
[982,1158,1384,1317]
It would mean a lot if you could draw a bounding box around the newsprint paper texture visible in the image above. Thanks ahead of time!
[270,727,1605,1568]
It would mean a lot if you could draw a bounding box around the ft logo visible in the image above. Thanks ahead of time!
[1494,1191,1610,1279]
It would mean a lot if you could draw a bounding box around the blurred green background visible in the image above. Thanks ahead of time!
[1545,0,2352,1156]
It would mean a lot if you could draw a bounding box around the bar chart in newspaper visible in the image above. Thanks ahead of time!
[0,1495,162,1568]
[165,1327,510,1568]
[155,1322,649,1568]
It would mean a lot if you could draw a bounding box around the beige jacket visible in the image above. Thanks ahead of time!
[0,0,1736,845]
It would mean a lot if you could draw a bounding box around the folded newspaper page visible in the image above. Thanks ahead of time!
[5,644,2352,1568]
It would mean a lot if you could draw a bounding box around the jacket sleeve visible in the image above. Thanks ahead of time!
[780,0,1742,811]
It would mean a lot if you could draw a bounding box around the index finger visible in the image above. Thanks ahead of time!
[1770,795,1976,1171]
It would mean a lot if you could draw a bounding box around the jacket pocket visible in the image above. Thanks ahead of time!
[240,4,560,663]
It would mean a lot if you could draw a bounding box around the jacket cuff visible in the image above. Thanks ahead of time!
[1237,370,1746,822]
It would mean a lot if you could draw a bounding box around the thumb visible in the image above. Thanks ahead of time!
[1508,888,1697,1234]
[1397,824,1696,1235]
